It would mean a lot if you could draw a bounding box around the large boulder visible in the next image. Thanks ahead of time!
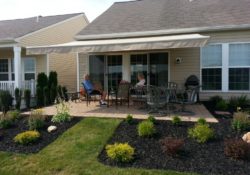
[242,132,250,143]
[47,126,57,133]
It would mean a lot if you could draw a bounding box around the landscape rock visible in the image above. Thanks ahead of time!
[47,126,57,133]
[242,132,250,143]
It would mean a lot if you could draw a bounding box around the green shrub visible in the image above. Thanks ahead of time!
[0,90,13,113]
[28,109,46,130]
[188,124,214,143]
[215,99,228,111]
[62,86,68,101]
[197,118,207,125]
[209,96,223,106]
[51,100,71,123]
[14,131,40,145]
[36,86,43,107]
[57,85,63,99]
[7,110,20,121]
[37,73,48,89]
[106,143,135,162]
[137,121,155,137]
[24,89,31,109]
[147,115,156,124]
[15,88,22,110]
[232,112,250,132]
[229,95,249,111]
[125,114,133,124]
[0,114,14,129]
[172,116,181,125]
[48,71,58,88]
[43,86,50,106]
[224,138,250,160]
[50,83,57,104]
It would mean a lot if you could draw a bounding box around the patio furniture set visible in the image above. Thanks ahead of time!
[67,75,201,116]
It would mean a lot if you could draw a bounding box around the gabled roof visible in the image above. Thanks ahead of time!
[0,13,85,41]
[77,0,250,40]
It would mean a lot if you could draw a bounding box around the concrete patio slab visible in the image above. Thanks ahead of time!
[22,102,218,123]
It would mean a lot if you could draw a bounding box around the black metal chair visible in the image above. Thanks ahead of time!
[146,85,168,115]
[82,83,102,106]
[109,83,131,108]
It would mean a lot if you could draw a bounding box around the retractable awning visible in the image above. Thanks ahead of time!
[27,34,210,54]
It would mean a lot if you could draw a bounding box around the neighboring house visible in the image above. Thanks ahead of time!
[28,0,250,100]
[0,13,89,96]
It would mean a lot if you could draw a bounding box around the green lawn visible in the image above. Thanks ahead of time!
[0,118,196,175]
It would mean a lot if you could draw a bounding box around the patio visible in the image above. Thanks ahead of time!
[23,102,218,123]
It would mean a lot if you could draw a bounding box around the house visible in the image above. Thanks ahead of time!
[27,0,250,100]
[0,13,89,96]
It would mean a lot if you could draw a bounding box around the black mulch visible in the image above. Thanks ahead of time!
[98,118,250,175]
[0,115,81,154]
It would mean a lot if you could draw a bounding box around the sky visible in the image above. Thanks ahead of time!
[0,0,129,22]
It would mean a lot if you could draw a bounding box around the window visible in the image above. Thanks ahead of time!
[130,54,147,85]
[0,59,9,81]
[201,45,222,90]
[23,58,35,80]
[229,43,250,90]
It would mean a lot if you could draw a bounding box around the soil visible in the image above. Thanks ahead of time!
[98,118,250,175]
[0,115,81,154]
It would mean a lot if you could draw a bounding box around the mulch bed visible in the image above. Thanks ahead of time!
[0,115,81,154]
[98,118,250,175]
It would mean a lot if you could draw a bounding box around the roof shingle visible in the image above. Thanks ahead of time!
[77,0,250,37]
[0,13,83,40]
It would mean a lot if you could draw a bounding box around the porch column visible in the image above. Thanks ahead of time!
[13,46,22,88]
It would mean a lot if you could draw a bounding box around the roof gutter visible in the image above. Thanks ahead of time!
[0,38,16,44]
[75,24,250,40]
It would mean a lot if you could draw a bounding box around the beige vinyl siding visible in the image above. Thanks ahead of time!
[170,48,200,88]
[18,14,88,91]
[49,53,77,91]
[35,55,47,76]
[204,30,250,44]
[19,15,88,46]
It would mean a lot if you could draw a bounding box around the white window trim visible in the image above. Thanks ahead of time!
[201,42,250,92]
[22,57,36,81]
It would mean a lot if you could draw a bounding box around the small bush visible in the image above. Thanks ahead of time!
[215,99,228,111]
[28,109,46,130]
[36,86,44,107]
[224,138,250,160]
[7,110,20,121]
[57,85,63,99]
[137,121,155,137]
[15,88,22,110]
[0,90,13,113]
[43,86,50,106]
[160,137,184,156]
[147,115,156,124]
[106,143,135,162]
[232,112,250,132]
[48,71,58,88]
[51,99,71,123]
[197,118,207,125]
[62,86,69,101]
[50,83,57,104]
[125,114,133,124]
[188,124,214,143]
[229,95,249,111]
[24,89,31,109]
[0,114,14,129]
[172,116,181,125]
[37,73,48,89]
[14,131,40,145]
[209,96,223,106]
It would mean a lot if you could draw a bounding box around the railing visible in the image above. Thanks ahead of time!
[0,80,36,97]
[21,80,36,97]
[0,81,15,96]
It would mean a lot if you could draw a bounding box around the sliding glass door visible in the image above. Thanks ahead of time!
[149,53,168,86]
[89,55,105,88]
[130,53,169,86]
[89,55,122,91]
[107,55,123,91]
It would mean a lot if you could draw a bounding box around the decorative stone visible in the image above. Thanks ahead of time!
[47,126,57,133]
[242,132,250,143]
